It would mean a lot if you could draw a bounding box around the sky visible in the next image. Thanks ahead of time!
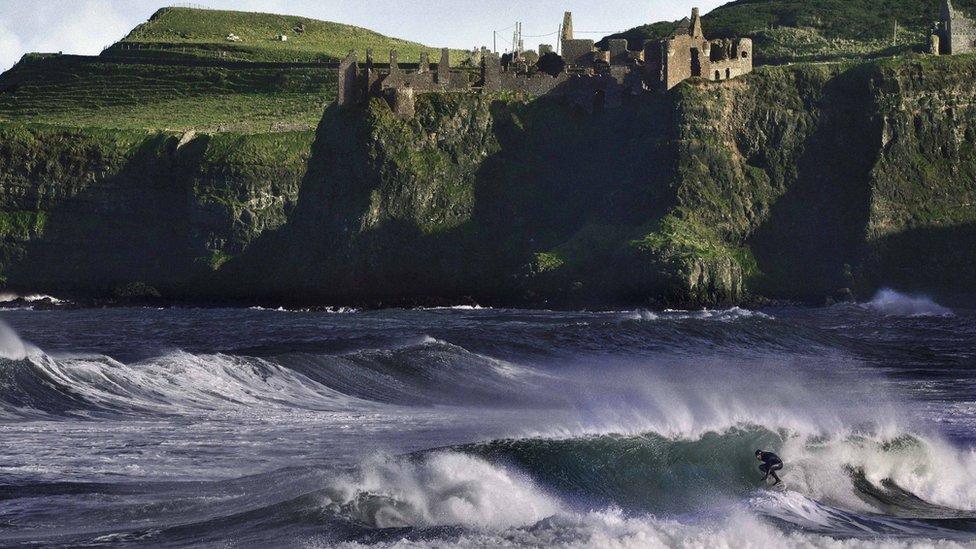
[0,0,725,71]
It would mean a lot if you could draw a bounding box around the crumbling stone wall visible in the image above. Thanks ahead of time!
[338,52,362,107]
[337,6,753,114]
[560,12,596,69]
[609,39,629,66]
[707,38,753,82]
[932,0,976,55]
[562,39,595,67]
[644,7,752,91]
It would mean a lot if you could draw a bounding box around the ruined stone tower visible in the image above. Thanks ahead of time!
[931,0,976,55]
[561,12,595,67]
[337,6,758,113]
[561,12,573,42]
[644,7,752,90]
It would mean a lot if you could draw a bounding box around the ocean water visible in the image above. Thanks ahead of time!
[0,291,975,547]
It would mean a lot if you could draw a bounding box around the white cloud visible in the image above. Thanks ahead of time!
[0,21,25,71]
[0,0,728,73]
[33,0,132,56]
[0,0,133,72]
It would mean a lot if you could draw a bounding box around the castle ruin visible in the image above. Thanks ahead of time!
[338,8,753,114]
[930,0,976,55]
[644,8,752,90]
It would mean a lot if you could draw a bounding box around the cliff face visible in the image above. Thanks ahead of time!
[862,56,976,295]
[0,126,312,296]
[2,55,975,307]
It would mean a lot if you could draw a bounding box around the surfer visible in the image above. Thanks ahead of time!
[756,450,784,486]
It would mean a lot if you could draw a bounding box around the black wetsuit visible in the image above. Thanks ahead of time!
[758,452,784,484]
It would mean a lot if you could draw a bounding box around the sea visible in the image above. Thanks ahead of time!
[1,289,975,548]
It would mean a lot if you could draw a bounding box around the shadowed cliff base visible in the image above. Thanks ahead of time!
[215,93,678,307]
[862,223,976,303]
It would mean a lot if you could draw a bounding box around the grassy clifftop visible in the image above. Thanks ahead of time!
[603,0,976,64]
[106,7,465,64]
[0,55,335,132]
[0,7,470,133]
[703,0,976,39]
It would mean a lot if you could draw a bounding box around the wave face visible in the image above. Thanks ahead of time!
[0,305,975,547]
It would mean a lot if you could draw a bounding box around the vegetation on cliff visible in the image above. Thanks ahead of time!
[601,0,976,65]
[2,52,975,306]
[0,123,313,292]
[0,5,974,306]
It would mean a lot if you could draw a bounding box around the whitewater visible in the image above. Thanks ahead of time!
[1,291,975,547]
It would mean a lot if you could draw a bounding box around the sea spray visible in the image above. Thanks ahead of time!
[867,289,953,317]
[0,320,32,360]
[321,452,560,530]
[2,306,976,546]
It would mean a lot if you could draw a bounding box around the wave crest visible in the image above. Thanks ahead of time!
[321,452,559,530]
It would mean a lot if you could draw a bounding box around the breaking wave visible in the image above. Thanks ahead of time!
[2,306,975,547]
[0,327,543,419]
[0,292,64,304]
[312,427,976,546]
[623,307,773,322]
[866,289,953,317]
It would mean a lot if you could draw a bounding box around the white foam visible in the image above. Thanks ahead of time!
[323,506,968,549]
[247,306,358,313]
[0,320,39,360]
[624,309,659,321]
[866,289,952,317]
[320,452,560,530]
[0,292,64,304]
[625,307,772,322]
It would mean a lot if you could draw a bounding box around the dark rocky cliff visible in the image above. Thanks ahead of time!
[2,54,974,307]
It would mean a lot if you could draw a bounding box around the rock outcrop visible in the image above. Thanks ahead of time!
[1,54,974,307]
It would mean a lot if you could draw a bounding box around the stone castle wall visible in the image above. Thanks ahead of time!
[643,8,752,91]
[338,8,754,113]
[949,10,976,53]
[933,0,976,55]
[707,38,753,82]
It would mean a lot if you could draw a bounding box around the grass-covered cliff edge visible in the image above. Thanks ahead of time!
[1,52,974,308]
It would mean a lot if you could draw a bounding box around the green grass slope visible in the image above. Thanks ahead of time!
[602,0,976,65]
[105,7,465,64]
[703,0,976,39]
[0,6,473,132]
[0,54,335,132]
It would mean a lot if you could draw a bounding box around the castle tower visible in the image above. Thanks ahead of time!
[936,0,976,55]
[562,12,574,41]
[690,7,704,41]
[437,48,450,85]
[337,51,361,107]
[389,50,400,74]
